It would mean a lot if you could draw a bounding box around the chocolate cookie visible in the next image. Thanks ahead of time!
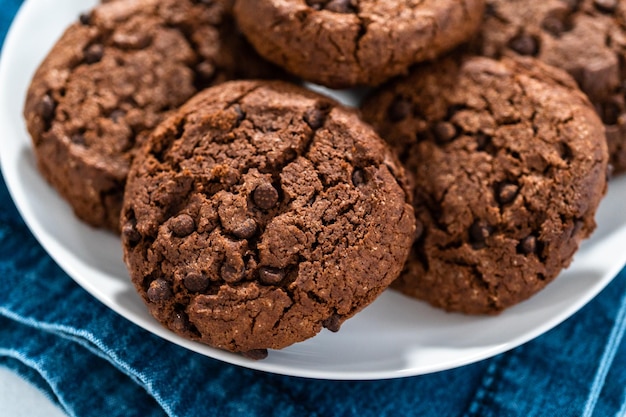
[24,0,284,232]
[475,0,626,174]
[361,55,609,314]
[234,0,486,88]
[121,80,415,355]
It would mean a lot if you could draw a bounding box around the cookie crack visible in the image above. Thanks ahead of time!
[353,6,370,69]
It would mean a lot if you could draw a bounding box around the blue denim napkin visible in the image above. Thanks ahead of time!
[2,3,626,416]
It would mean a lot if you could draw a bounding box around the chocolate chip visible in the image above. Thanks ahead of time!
[470,220,492,245]
[84,43,104,64]
[221,263,244,283]
[184,272,209,293]
[258,267,285,285]
[599,101,621,125]
[496,182,519,205]
[110,110,125,123]
[170,311,190,332]
[518,235,537,255]
[476,133,493,152]
[147,279,172,302]
[433,121,458,144]
[414,219,425,241]
[79,13,92,26]
[558,141,573,161]
[594,0,617,13]
[170,214,195,237]
[242,349,268,360]
[253,183,279,210]
[325,0,357,13]
[307,0,324,10]
[508,33,540,56]
[607,163,615,181]
[387,97,412,122]
[196,60,216,80]
[352,169,365,186]
[70,134,86,146]
[541,16,566,36]
[232,218,257,239]
[304,107,328,130]
[322,314,342,332]
[233,104,246,126]
[39,94,56,122]
[122,222,141,245]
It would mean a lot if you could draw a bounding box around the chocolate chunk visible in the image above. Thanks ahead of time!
[242,349,269,360]
[496,182,519,205]
[387,97,412,122]
[253,183,279,210]
[433,121,458,143]
[232,218,257,239]
[518,235,537,254]
[258,267,286,285]
[147,279,172,302]
[322,313,342,332]
[184,272,209,293]
[508,33,540,56]
[170,214,195,237]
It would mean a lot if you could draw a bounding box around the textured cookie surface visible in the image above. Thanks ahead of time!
[122,80,415,354]
[361,56,608,314]
[476,0,626,173]
[234,0,486,88]
[24,0,283,231]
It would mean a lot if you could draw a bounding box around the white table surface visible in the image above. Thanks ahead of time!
[0,367,66,417]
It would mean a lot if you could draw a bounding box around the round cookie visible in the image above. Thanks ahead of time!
[361,55,609,314]
[121,80,416,355]
[475,0,626,174]
[24,0,284,232]
[234,0,486,88]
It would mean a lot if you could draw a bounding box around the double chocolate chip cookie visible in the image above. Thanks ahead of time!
[121,80,415,355]
[234,0,486,88]
[476,0,626,173]
[362,55,609,314]
[24,0,283,231]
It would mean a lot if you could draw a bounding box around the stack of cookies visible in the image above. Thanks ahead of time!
[24,0,615,358]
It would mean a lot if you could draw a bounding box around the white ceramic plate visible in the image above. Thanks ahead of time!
[3,0,626,381]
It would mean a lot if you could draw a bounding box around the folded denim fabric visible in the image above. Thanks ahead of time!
[2,3,626,415]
